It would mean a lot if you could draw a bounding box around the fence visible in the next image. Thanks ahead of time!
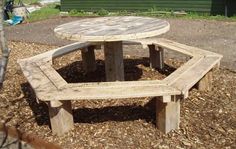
[61,0,236,16]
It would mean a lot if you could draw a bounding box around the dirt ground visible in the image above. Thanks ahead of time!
[0,41,235,148]
[5,16,236,72]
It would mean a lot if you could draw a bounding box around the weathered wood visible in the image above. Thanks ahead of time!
[82,45,96,73]
[104,41,124,81]
[154,38,222,57]
[54,16,170,42]
[48,100,74,136]
[163,56,204,85]
[21,42,92,63]
[197,70,213,91]
[18,60,181,101]
[37,62,67,89]
[148,44,164,69]
[156,96,180,133]
[53,84,181,100]
[18,61,58,99]
[170,56,221,94]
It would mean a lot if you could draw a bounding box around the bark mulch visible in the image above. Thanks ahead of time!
[0,41,235,148]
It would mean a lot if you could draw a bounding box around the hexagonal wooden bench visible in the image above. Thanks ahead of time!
[18,39,222,136]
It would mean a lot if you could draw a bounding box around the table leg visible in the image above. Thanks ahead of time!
[82,45,96,73]
[148,45,164,70]
[104,41,124,81]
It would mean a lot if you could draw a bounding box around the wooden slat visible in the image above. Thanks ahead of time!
[18,61,58,100]
[18,42,91,63]
[67,80,161,88]
[128,38,223,57]
[37,62,67,89]
[163,56,204,85]
[46,84,181,101]
[19,59,181,101]
[154,38,222,57]
[171,56,221,93]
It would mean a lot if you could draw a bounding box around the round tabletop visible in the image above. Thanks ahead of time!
[54,16,170,42]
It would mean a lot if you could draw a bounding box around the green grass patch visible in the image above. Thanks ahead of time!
[67,8,236,21]
[27,4,60,22]
[15,0,39,5]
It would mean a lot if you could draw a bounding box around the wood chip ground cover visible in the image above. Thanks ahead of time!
[0,41,235,148]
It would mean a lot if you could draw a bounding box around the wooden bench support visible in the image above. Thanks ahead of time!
[82,46,96,73]
[197,70,213,91]
[149,45,164,70]
[48,100,74,136]
[104,41,124,81]
[156,96,180,133]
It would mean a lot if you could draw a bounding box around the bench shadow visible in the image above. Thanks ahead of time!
[73,98,156,124]
[21,57,177,127]
[21,83,50,126]
[21,82,156,126]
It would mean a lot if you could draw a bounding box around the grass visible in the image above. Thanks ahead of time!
[27,4,60,22]
[66,8,236,21]
[23,4,236,23]
[15,0,39,5]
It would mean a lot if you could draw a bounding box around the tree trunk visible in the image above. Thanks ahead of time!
[0,0,10,88]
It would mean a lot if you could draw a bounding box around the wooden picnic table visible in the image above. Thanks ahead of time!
[54,16,170,81]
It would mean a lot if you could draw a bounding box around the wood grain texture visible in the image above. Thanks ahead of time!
[170,56,221,94]
[149,45,164,69]
[82,46,96,73]
[49,100,74,136]
[156,96,180,133]
[17,38,223,135]
[197,70,213,91]
[128,38,223,57]
[54,16,170,42]
[104,41,124,81]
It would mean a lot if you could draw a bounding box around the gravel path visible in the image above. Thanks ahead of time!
[5,16,236,71]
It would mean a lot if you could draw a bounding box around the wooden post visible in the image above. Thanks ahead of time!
[148,45,164,70]
[48,100,74,136]
[197,70,213,91]
[81,46,96,73]
[156,96,180,133]
[104,41,124,81]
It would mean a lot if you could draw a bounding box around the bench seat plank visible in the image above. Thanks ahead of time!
[170,56,221,93]
[52,84,181,100]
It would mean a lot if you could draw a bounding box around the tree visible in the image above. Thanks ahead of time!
[0,0,10,88]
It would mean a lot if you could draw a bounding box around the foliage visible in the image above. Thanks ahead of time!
[97,8,109,16]
[27,4,60,22]
[14,0,39,5]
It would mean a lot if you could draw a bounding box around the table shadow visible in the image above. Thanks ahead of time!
[55,58,146,83]
[55,57,176,83]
